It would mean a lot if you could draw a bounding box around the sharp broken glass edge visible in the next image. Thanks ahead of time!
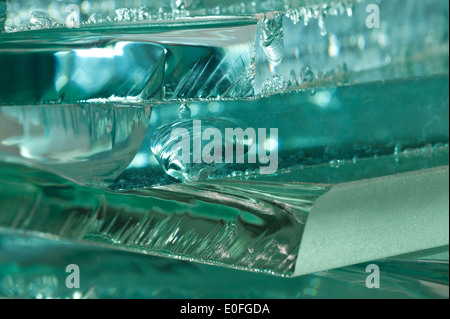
[0,0,448,187]
[1,74,447,187]
[0,0,448,281]
[0,230,448,298]
[0,161,448,277]
[1,0,448,102]
[0,0,372,32]
[0,161,330,277]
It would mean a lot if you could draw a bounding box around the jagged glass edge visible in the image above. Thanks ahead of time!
[0,230,447,298]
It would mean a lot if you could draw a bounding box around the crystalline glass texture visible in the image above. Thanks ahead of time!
[0,0,448,298]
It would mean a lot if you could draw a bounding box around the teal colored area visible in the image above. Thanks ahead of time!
[0,162,329,277]
[0,231,448,299]
[123,74,450,187]
[0,0,448,299]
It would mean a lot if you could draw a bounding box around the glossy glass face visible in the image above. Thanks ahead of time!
[0,0,448,299]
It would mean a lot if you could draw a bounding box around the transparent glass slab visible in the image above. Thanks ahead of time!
[1,73,447,186]
[0,0,448,296]
[0,231,448,299]
[0,161,447,277]
[0,161,329,276]
[0,0,448,187]
[0,0,369,32]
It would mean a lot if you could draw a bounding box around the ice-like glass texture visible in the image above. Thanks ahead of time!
[0,0,448,298]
